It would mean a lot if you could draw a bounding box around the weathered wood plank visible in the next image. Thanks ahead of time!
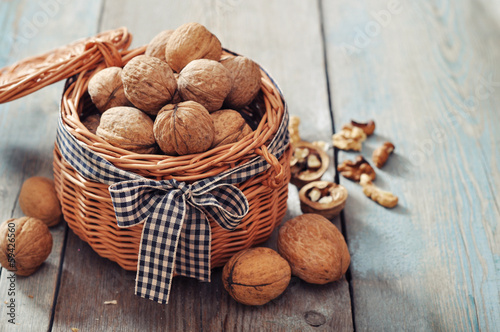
[52,0,353,331]
[323,0,500,330]
[0,1,103,331]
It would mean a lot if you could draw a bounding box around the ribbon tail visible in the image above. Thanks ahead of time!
[175,203,211,282]
[134,192,186,304]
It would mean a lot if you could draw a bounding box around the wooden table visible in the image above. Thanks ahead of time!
[1,0,499,331]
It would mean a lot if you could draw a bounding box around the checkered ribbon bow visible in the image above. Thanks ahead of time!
[56,101,288,304]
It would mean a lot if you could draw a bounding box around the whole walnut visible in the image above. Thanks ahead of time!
[178,59,232,112]
[18,176,62,227]
[278,214,350,284]
[121,55,177,116]
[210,109,252,148]
[165,22,222,73]
[222,247,291,306]
[154,101,215,155]
[145,29,174,62]
[0,217,53,276]
[96,106,157,154]
[88,67,131,113]
[221,55,261,109]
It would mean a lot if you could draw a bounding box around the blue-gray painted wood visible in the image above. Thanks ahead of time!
[0,1,103,331]
[323,0,500,330]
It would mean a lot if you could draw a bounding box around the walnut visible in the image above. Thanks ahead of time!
[372,142,395,168]
[145,29,174,62]
[360,174,398,208]
[18,177,62,227]
[153,101,215,155]
[96,107,157,154]
[220,55,261,109]
[88,67,131,113]
[222,247,291,306]
[178,59,232,112]
[288,115,301,145]
[165,22,222,73]
[278,214,350,284]
[0,217,53,276]
[290,141,329,188]
[337,156,376,182]
[299,181,348,219]
[332,126,367,151]
[350,120,375,136]
[81,113,101,134]
[121,55,177,116]
[210,109,252,148]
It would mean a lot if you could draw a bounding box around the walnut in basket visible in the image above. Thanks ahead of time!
[210,109,252,148]
[88,67,131,113]
[145,29,174,62]
[121,55,177,116]
[96,106,157,154]
[220,55,261,109]
[165,22,222,73]
[177,59,233,112]
[153,101,215,155]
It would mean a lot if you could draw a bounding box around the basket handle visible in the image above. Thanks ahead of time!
[0,27,131,104]
[255,145,286,189]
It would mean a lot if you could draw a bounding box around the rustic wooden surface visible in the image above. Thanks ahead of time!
[0,0,499,331]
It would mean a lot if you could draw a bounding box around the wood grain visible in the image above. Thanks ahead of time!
[50,0,353,331]
[0,1,103,331]
[322,0,500,330]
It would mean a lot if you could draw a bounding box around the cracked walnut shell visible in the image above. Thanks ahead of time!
[221,55,261,109]
[299,181,348,219]
[222,247,291,306]
[290,141,329,188]
[154,101,215,155]
[210,109,252,148]
[278,214,350,284]
[178,59,233,112]
[121,55,177,116]
[88,67,131,113]
[165,22,222,73]
[96,107,157,154]
[0,217,53,276]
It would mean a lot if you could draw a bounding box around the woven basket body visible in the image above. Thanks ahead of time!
[0,28,290,271]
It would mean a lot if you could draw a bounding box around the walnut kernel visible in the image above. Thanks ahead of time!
[337,156,376,182]
[360,174,398,208]
[372,142,395,168]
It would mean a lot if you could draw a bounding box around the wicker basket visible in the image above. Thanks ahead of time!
[0,28,290,271]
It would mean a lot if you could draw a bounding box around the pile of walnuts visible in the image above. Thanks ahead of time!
[85,22,260,156]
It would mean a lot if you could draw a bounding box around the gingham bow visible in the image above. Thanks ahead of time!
[108,178,248,303]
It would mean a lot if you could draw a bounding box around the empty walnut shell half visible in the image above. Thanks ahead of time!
[165,22,222,73]
[299,181,348,219]
[290,141,329,188]
[154,101,215,155]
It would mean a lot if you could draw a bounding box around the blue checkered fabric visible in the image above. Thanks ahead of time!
[56,99,289,304]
